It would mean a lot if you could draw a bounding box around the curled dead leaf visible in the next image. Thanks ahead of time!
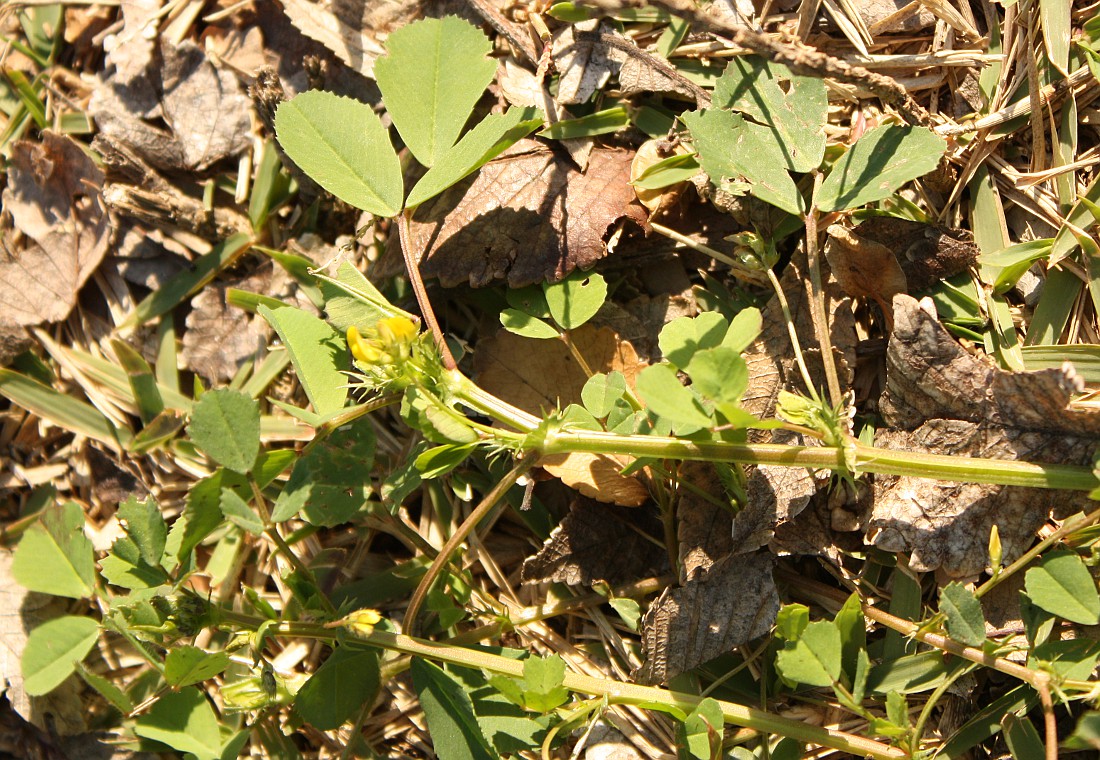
[868,295,1100,577]
[407,139,648,287]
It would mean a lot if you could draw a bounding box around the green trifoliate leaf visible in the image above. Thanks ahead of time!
[375,16,498,168]
[1025,550,1100,624]
[22,615,100,695]
[274,91,403,216]
[12,501,95,599]
[939,582,986,646]
[682,108,805,215]
[187,389,260,474]
[544,271,608,330]
[406,108,543,207]
[635,364,713,430]
[658,312,727,370]
[816,124,947,212]
[714,56,827,173]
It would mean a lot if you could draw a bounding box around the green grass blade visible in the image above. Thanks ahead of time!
[0,369,131,449]
[121,233,253,329]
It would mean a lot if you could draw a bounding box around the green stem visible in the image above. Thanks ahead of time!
[216,611,906,759]
[534,429,1098,491]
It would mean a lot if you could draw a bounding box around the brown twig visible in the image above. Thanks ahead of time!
[398,210,457,370]
[588,0,934,127]
[466,0,540,66]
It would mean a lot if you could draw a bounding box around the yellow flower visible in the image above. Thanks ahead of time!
[342,608,383,636]
[377,316,418,346]
[348,325,382,364]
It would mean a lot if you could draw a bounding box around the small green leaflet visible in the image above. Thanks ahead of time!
[500,309,558,339]
[406,108,543,208]
[258,305,348,417]
[635,364,713,430]
[186,389,260,474]
[134,687,225,760]
[375,17,498,168]
[164,645,231,688]
[22,615,100,695]
[816,124,947,212]
[544,271,607,330]
[116,496,167,567]
[411,658,496,760]
[274,91,403,217]
[775,620,842,687]
[1024,550,1100,624]
[659,312,728,370]
[939,582,986,647]
[12,501,95,599]
[272,421,375,526]
[295,646,381,730]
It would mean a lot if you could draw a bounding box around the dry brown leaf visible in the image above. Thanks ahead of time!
[520,497,668,585]
[551,20,622,105]
[634,551,779,685]
[824,224,908,316]
[180,264,302,383]
[867,295,1100,577]
[408,139,648,287]
[538,452,649,507]
[838,217,978,294]
[675,462,733,581]
[90,41,251,172]
[0,132,110,330]
[475,324,644,413]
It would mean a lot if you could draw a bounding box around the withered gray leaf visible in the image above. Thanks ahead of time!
[552,20,622,105]
[521,497,668,586]
[180,264,300,383]
[634,551,779,685]
[407,140,648,287]
[676,462,733,581]
[0,132,110,328]
[91,41,251,172]
[868,295,1100,577]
